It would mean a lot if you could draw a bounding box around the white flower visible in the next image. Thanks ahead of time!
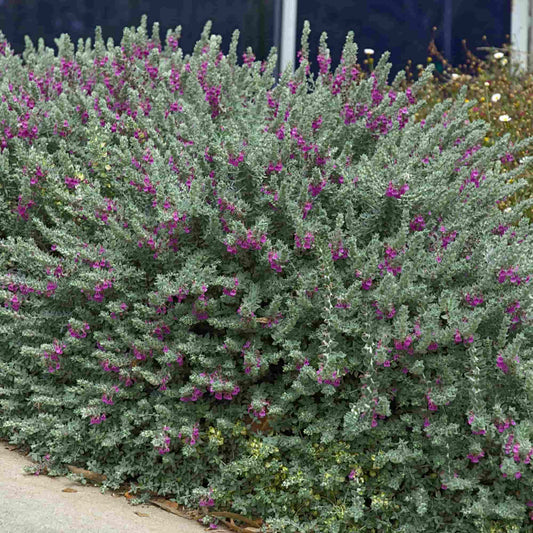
[484,81,490,86]
[451,73,460,80]
[493,52,504,59]
[491,93,501,103]
[364,48,375,55]
[501,58,508,66]
[499,114,511,122]
[504,207,512,213]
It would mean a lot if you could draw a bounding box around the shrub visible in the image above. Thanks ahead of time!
[404,37,533,223]
[1,16,533,532]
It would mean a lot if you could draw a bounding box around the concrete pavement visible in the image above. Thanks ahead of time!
[0,440,221,533]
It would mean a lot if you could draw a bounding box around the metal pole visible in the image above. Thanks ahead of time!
[273,0,281,82]
[443,0,453,62]
[510,0,531,71]
[529,0,533,71]
[280,0,297,76]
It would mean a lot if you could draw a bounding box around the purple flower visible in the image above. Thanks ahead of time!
[361,278,372,290]
[312,116,323,129]
[266,160,283,174]
[335,299,351,309]
[302,201,313,219]
[308,180,327,197]
[228,151,245,167]
[467,450,484,463]
[101,394,114,405]
[268,251,284,273]
[329,240,349,261]
[385,181,409,199]
[90,414,106,425]
[242,51,255,66]
[497,355,509,374]
[465,293,484,307]
[409,215,426,232]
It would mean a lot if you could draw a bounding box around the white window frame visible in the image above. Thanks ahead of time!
[511,0,533,71]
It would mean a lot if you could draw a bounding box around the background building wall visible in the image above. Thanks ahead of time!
[0,0,511,73]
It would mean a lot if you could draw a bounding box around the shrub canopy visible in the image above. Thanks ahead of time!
[0,16,533,532]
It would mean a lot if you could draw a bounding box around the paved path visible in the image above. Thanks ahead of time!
[0,440,215,533]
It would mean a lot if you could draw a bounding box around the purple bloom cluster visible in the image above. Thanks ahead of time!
[377,246,402,277]
[464,293,484,307]
[467,450,485,463]
[459,168,486,193]
[248,399,270,418]
[409,215,426,232]
[206,370,240,400]
[498,266,530,285]
[466,412,486,436]
[372,301,396,320]
[222,277,239,297]
[385,181,409,199]
[294,232,315,249]
[90,413,106,425]
[199,488,215,508]
[157,426,171,455]
[316,365,345,387]
[177,423,200,446]
[329,240,349,261]
[225,229,267,254]
[268,251,285,273]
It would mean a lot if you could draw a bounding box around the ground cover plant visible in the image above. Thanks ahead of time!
[0,16,533,532]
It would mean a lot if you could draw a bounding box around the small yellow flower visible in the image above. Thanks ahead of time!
[464,99,469,103]
[501,58,508,66]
